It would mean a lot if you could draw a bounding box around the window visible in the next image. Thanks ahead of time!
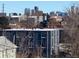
[41,32,47,38]
[41,38,47,47]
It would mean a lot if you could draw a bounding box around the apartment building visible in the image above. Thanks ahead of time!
[9,13,22,24]
[0,28,63,57]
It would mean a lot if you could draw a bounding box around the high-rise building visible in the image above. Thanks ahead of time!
[31,9,35,15]
[24,8,30,16]
[34,6,39,12]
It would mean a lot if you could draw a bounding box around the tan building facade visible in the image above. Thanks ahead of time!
[0,36,17,58]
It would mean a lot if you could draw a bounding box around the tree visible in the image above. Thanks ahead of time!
[0,16,9,29]
[63,5,79,57]
[39,20,48,28]
[48,18,62,28]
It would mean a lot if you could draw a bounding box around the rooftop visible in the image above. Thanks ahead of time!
[0,36,17,51]
[1,28,63,31]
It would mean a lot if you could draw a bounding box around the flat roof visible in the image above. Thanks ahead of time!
[1,28,63,31]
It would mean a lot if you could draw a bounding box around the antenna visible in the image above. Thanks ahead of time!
[2,3,4,13]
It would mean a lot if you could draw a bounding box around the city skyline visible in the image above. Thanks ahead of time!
[0,1,78,15]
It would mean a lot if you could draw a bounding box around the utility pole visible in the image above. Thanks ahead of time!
[2,3,5,16]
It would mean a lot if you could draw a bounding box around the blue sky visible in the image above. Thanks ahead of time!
[0,1,78,14]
